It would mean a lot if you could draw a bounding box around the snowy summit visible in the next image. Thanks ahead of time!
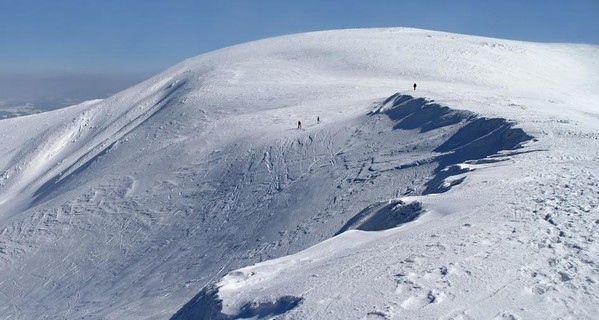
[0,28,598,319]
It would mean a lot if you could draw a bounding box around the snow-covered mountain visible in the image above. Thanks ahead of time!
[0,28,598,319]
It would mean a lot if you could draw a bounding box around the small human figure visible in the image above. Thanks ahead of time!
[317,116,320,124]
[413,83,417,90]
[297,120,302,129]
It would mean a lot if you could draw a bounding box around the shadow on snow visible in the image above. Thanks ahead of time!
[172,92,534,319]
[170,287,302,320]
[338,93,533,233]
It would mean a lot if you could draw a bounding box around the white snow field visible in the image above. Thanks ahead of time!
[0,28,598,319]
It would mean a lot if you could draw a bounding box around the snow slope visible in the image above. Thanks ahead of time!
[0,28,598,319]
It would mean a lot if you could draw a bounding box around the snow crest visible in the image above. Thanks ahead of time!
[0,28,597,319]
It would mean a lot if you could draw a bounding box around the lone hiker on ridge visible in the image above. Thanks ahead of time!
[297,120,302,129]
[413,83,417,90]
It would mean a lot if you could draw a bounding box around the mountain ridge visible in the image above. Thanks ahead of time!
[0,28,597,319]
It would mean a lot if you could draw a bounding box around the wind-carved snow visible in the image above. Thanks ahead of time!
[0,28,597,319]
[171,93,534,319]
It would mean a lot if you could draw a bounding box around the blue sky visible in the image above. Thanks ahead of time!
[1,0,598,76]
[0,0,598,111]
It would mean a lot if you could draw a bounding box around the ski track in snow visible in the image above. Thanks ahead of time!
[203,157,598,320]
[0,28,597,319]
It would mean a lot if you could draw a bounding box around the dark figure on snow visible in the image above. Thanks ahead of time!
[413,83,417,90]
[297,120,302,129]
[317,116,320,124]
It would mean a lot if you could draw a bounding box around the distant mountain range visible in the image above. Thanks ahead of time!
[0,73,147,118]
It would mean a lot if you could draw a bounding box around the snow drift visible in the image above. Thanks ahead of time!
[0,28,598,319]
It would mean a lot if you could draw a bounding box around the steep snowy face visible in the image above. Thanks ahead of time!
[0,28,597,319]
[2,28,596,217]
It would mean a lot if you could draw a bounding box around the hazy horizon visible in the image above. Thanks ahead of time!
[0,72,148,118]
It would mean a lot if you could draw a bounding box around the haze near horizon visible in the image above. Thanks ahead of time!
[0,0,597,116]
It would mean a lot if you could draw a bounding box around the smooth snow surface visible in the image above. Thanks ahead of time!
[0,28,598,319]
